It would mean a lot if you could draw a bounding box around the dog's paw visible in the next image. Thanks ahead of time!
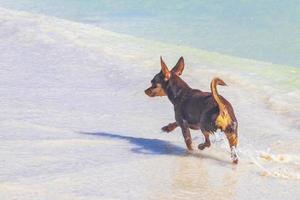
[161,125,172,133]
[198,144,206,150]
[231,147,239,164]
[232,159,238,164]
[187,145,194,152]
[198,143,210,150]
[187,148,194,153]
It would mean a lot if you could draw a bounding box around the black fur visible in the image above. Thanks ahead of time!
[145,57,238,163]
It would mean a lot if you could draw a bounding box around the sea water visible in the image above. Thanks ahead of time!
[0,0,299,67]
[0,2,300,200]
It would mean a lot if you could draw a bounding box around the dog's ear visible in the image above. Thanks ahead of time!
[160,56,171,81]
[171,56,184,76]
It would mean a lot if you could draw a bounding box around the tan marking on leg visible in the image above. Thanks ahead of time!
[225,131,238,164]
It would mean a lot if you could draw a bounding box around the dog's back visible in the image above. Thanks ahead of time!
[180,89,236,132]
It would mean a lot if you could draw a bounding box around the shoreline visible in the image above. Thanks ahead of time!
[1,6,300,200]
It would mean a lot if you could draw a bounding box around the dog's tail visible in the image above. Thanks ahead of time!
[210,77,232,131]
[210,77,227,109]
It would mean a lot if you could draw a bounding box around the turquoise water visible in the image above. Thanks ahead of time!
[0,0,299,67]
[2,6,300,199]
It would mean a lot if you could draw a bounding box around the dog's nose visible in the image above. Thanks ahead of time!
[144,88,152,97]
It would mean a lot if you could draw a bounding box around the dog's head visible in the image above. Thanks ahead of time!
[145,56,184,97]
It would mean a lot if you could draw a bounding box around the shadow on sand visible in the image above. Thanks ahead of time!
[80,131,231,165]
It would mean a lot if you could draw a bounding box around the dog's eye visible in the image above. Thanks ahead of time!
[152,83,156,88]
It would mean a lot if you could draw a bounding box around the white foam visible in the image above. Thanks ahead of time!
[1,7,300,200]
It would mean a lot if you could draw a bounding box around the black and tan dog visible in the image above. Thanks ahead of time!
[145,57,238,164]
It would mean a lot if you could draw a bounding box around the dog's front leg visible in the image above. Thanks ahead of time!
[161,122,178,133]
[179,121,193,151]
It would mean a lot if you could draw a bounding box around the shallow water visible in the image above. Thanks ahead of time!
[0,0,299,67]
[0,7,300,200]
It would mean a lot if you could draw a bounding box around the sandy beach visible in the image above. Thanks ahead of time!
[0,6,300,200]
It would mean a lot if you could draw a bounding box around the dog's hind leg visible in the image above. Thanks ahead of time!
[161,122,178,133]
[225,126,238,164]
[198,131,211,150]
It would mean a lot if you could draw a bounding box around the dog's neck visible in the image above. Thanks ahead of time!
[164,75,191,105]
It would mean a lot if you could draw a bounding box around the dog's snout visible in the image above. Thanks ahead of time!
[145,87,153,97]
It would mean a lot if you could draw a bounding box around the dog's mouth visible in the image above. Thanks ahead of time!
[144,87,155,97]
[144,85,166,97]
